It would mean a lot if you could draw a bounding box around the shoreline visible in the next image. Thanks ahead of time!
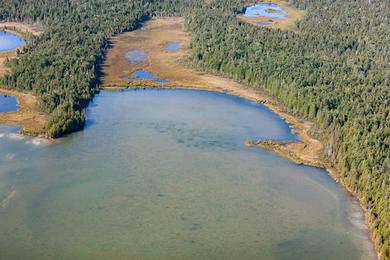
[0,22,44,37]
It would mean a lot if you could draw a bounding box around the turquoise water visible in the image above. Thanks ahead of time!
[125,69,169,83]
[0,31,26,53]
[0,95,18,113]
[244,4,287,19]
[0,89,374,259]
[125,50,148,64]
[165,42,181,52]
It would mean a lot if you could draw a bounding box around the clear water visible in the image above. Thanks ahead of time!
[244,4,287,19]
[125,50,148,64]
[0,31,26,53]
[0,95,18,113]
[165,42,181,52]
[125,69,169,83]
[0,89,374,259]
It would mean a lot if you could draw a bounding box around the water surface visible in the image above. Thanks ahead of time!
[165,42,181,52]
[0,89,374,259]
[125,69,169,83]
[0,31,26,53]
[244,4,287,19]
[0,95,18,113]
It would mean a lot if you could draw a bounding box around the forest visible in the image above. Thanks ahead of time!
[0,0,389,258]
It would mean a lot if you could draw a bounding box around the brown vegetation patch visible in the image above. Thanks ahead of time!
[237,0,305,31]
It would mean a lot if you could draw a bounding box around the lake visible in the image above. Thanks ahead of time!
[0,94,18,113]
[244,4,287,19]
[0,31,26,53]
[0,89,374,259]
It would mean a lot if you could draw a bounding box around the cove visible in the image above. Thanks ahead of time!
[0,31,26,53]
[244,4,287,19]
[0,94,18,113]
[0,89,375,259]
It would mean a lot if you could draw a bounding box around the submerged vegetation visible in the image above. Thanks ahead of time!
[0,0,389,257]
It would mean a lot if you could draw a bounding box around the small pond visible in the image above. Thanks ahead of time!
[125,69,169,83]
[0,94,18,113]
[0,31,26,53]
[244,4,287,19]
[165,42,181,52]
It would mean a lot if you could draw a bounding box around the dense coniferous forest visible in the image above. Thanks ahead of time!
[184,0,390,257]
[0,0,389,258]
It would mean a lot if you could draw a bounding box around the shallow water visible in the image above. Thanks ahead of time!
[244,4,287,19]
[125,50,148,64]
[126,69,169,83]
[165,42,181,52]
[0,95,18,113]
[0,89,374,259]
[0,31,26,53]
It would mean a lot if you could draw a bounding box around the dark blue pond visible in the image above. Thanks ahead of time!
[244,4,287,19]
[125,69,169,83]
[0,31,26,53]
[0,94,18,112]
